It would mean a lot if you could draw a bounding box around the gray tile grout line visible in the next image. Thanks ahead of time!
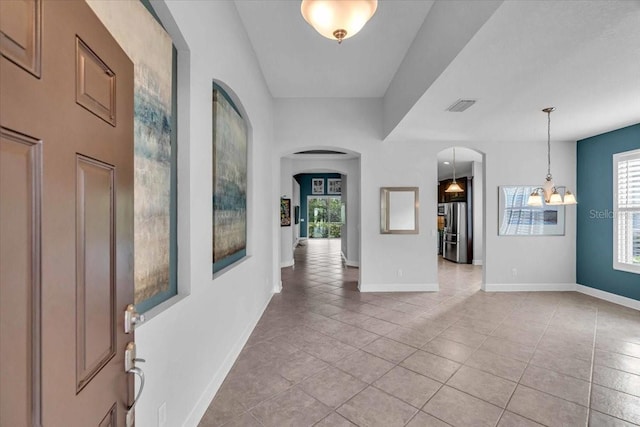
[585,306,599,426]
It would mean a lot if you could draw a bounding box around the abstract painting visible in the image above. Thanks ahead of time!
[213,85,247,273]
[87,0,173,303]
[281,199,291,227]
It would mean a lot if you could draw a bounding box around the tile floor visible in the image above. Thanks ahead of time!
[199,239,640,427]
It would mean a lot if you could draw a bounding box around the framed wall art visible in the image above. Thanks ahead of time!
[213,84,247,273]
[312,178,325,195]
[87,0,177,311]
[327,178,342,195]
[281,198,291,226]
[498,186,565,236]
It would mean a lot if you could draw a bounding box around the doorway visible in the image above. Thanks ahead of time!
[307,196,343,239]
[436,147,485,291]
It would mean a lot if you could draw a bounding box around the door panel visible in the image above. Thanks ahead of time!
[0,128,42,427]
[1,1,134,425]
[76,155,116,392]
[0,0,41,77]
[76,37,116,125]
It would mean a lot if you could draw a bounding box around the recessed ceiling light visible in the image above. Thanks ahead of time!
[443,161,450,165]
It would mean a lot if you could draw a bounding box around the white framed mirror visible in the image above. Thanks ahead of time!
[380,187,419,234]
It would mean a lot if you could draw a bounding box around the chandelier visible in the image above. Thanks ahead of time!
[527,107,577,206]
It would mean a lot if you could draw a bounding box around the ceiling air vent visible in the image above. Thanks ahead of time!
[294,150,347,155]
[447,99,476,112]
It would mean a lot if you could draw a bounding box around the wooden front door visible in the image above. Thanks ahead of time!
[1,1,135,425]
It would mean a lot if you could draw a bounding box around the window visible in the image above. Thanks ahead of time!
[614,149,640,274]
[307,196,343,238]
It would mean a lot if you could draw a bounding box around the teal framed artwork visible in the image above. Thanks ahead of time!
[213,84,247,273]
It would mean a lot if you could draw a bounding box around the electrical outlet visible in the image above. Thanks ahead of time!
[397,269,403,277]
[158,402,167,427]
[511,268,518,277]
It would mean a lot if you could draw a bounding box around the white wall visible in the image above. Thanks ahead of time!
[280,158,294,267]
[136,2,275,426]
[274,98,577,292]
[472,161,484,265]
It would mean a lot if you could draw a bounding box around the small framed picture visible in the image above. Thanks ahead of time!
[312,178,324,195]
[327,178,342,195]
[280,198,291,226]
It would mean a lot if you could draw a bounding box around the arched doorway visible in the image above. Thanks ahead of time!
[277,148,361,291]
[436,146,486,291]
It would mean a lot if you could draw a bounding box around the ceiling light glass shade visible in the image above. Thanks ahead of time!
[301,0,378,43]
[563,191,577,205]
[547,190,563,205]
[445,181,464,193]
[527,192,543,207]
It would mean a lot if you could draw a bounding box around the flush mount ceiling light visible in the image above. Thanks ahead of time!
[300,0,378,44]
[445,147,464,193]
[527,107,577,207]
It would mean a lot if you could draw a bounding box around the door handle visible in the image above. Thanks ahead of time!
[126,366,145,427]
[124,342,145,427]
[127,367,145,410]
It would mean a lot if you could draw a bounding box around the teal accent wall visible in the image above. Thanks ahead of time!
[577,123,640,301]
[294,173,341,238]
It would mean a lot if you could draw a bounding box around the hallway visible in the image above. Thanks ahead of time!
[200,240,640,426]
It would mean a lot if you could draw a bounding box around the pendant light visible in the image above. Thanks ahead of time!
[445,147,464,193]
[527,107,577,206]
[301,0,378,44]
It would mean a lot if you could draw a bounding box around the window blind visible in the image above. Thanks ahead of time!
[614,149,640,273]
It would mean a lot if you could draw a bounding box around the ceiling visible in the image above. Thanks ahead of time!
[234,0,434,98]
[234,0,640,144]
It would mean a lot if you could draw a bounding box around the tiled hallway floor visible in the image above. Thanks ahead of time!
[200,239,640,426]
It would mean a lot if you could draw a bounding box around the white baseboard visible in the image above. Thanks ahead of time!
[274,280,282,293]
[359,283,439,292]
[340,251,360,267]
[576,284,640,311]
[484,283,576,292]
[183,294,273,427]
[280,259,294,268]
[472,259,483,266]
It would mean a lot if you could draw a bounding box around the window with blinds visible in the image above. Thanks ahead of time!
[613,148,640,274]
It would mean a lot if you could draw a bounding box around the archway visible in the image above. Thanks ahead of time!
[436,146,486,291]
[276,147,362,291]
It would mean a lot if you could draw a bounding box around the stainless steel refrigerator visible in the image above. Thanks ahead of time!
[443,202,468,263]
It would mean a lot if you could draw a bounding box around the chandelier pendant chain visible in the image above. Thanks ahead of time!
[453,147,456,182]
[547,109,552,180]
